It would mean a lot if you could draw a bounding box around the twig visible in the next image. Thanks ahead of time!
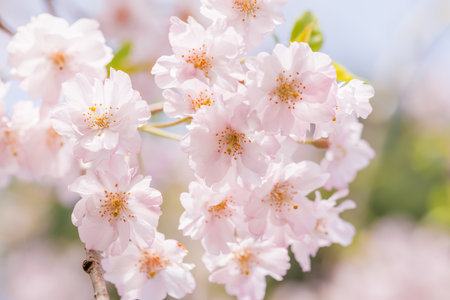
[149,117,191,128]
[83,249,110,300]
[139,125,183,141]
[45,0,57,15]
[0,16,13,36]
[148,102,164,114]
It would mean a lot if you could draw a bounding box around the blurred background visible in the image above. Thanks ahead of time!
[0,0,449,299]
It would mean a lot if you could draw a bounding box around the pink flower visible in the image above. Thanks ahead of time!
[163,79,226,118]
[69,157,162,253]
[23,116,77,180]
[152,16,245,90]
[179,179,248,254]
[291,189,356,272]
[7,14,112,106]
[0,101,39,186]
[52,69,150,163]
[244,161,328,237]
[103,233,195,300]
[203,238,290,300]
[336,79,374,119]
[181,101,277,187]
[321,119,375,190]
[245,42,337,138]
[200,0,288,48]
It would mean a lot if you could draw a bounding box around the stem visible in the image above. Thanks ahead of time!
[149,117,191,128]
[137,153,145,175]
[302,138,330,149]
[139,125,183,141]
[0,16,13,36]
[83,249,109,300]
[149,102,164,114]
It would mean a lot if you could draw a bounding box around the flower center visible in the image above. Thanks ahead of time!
[232,247,256,275]
[188,89,215,111]
[83,104,120,133]
[45,127,64,149]
[138,250,170,279]
[207,197,233,221]
[216,126,250,160]
[270,71,306,110]
[98,185,134,222]
[182,44,214,76]
[315,218,329,235]
[232,0,260,22]
[3,130,18,157]
[50,52,67,71]
[263,181,299,212]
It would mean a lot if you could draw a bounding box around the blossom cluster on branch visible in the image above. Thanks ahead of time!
[0,0,375,299]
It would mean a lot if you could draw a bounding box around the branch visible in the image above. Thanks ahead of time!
[83,249,110,300]
[0,16,13,36]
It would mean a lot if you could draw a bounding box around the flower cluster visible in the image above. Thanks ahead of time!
[1,1,375,299]
[151,1,375,299]
[2,12,195,300]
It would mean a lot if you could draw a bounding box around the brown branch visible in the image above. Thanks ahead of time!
[0,16,13,36]
[83,249,110,300]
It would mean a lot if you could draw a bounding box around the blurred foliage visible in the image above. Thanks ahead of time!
[333,62,359,82]
[368,116,449,223]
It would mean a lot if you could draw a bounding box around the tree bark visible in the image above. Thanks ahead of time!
[83,249,110,300]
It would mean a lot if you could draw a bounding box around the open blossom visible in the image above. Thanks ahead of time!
[69,157,162,253]
[200,0,288,48]
[321,119,375,190]
[179,179,248,254]
[52,69,150,163]
[336,79,374,119]
[203,238,290,300]
[181,101,278,187]
[103,233,195,300]
[24,116,77,180]
[163,79,226,118]
[7,14,112,105]
[152,16,245,90]
[245,161,328,237]
[291,189,356,272]
[245,42,337,138]
[0,101,39,186]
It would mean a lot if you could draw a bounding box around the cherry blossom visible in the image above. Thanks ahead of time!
[336,79,374,119]
[200,0,288,48]
[244,161,328,237]
[7,14,112,107]
[179,179,248,254]
[291,189,356,271]
[181,101,278,187]
[245,42,337,138]
[163,79,223,118]
[151,16,245,90]
[24,116,77,180]
[51,69,150,163]
[103,233,195,300]
[203,238,290,300]
[321,119,375,190]
[0,101,39,186]
[69,157,162,253]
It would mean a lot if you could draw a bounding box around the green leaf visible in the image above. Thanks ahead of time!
[333,62,357,82]
[290,11,323,51]
[106,42,133,75]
